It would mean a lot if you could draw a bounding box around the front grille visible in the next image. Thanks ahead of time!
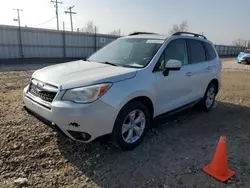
[29,82,57,102]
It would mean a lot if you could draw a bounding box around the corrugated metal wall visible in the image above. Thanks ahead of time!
[22,28,63,58]
[214,45,246,56]
[0,25,247,59]
[0,25,118,59]
[0,26,20,58]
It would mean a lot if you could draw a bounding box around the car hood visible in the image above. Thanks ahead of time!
[243,53,250,57]
[32,60,138,90]
[238,52,250,58]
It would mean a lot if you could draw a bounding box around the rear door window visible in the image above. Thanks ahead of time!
[203,42,217,60]
[187,40,206,64]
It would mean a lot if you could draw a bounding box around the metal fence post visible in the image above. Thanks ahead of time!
[94,26,97,52]
[18,26,24,58]
[63,31,66,58]
[62,22,66,58]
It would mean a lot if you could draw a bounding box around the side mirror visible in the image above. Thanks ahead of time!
[163,59,182,76]
[165,59,181,70]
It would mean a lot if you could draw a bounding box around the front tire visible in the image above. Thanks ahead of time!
[200,83,217,111]
[112,101,151,150]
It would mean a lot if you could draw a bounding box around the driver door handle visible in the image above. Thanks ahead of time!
[206,66,212,70]
[186,72,192,77]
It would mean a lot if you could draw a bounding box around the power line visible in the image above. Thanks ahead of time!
[51,0,62,30]
[64,5,76,31]
[32,16,56,27]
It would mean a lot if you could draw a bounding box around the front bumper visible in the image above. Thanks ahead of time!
[243,57,250,63]
[23,86,119,142]
[238,56,250,63]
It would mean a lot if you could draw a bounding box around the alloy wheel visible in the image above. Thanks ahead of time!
[121,109,146,144]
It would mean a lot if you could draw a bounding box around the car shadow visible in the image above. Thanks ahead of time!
[57,101,250,188]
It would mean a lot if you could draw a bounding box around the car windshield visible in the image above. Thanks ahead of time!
[244,49,250,53]
[88,38,164,68]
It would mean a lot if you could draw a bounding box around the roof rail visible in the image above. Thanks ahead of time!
[172,32,207,40]
[129,32,157,36]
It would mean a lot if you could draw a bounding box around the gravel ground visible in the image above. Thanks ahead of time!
[1,59,250,188]
[222,58,250,71]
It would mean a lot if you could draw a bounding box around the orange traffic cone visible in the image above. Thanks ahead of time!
[203,136,235,182]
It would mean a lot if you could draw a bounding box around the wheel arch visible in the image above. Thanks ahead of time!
[117,94,155,118]
[127,96,154,118]
[208,78,219,94]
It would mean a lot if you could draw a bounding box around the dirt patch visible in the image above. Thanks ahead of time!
[1,68,250,188]
[222,58,250,72]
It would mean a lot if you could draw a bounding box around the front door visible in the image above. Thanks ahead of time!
[154,39,194,115]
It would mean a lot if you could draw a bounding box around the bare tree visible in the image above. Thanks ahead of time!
[82,21,98,33]
[108,29,121,36]
[232,39,249,47]
[169,21,188,35]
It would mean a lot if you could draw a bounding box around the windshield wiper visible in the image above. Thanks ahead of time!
[99,61,120,66]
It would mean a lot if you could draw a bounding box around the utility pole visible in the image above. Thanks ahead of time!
[51,0,62,30]
[64,6,76,32]
[14,8,22,28]
[13,8,24,58]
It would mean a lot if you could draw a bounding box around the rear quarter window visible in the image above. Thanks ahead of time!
[203,42,217,60]
[187,39,206,64]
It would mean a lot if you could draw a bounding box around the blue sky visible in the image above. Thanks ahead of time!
[1,0,249,44]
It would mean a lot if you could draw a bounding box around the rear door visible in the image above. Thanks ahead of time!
[185,39,211,99]
[203,41,220,90]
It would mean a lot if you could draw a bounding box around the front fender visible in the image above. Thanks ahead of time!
[116,91,156,113]
[99,77,157,115]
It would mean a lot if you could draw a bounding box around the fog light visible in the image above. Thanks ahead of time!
[67,130,91,141]
[81,132,91,141]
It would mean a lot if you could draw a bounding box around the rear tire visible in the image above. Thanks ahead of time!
[112,101,151,150]
[199,83,217,112]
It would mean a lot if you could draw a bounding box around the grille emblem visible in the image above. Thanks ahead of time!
[36,82,44,91]
[29,80,56,103]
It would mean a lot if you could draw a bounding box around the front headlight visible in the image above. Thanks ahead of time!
[62,83,112,103]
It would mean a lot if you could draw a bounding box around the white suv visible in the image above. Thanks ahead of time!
[23,32,221,150]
